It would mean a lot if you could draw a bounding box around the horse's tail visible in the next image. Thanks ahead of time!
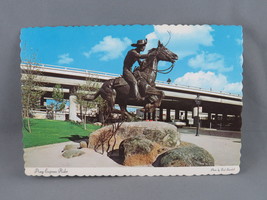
[84,89,101,101]
[84,78,117,102]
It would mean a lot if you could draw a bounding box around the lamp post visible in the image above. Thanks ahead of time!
[195,94,201,136]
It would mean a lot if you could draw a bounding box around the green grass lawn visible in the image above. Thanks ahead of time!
[22,119,101,148]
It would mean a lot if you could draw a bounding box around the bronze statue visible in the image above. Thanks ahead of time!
[85,41,178,119]
[123,39,148,101]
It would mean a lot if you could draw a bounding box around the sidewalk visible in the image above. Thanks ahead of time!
[181,134,241,166]
[24,141,122,168]
[24,133,241,167]
[179,127,241,138]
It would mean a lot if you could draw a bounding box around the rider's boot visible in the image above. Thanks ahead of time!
[133,84,145,101]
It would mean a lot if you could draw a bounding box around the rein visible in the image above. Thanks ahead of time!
[156,63,175,74]
[148,49,175,74]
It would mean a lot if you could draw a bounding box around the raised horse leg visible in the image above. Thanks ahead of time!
[118,101,132,120]
[144,86,165,112]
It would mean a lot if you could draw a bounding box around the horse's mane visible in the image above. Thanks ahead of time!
[134,48,157,74]
[148,48,157,54]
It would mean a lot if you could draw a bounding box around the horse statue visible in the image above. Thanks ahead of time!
[85,41,178,119]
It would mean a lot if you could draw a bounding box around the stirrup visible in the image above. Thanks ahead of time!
[137,97,145,101]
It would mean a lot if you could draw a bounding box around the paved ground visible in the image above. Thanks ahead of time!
[24,141,122,168]
[178,127,241,138]
[181,135,240,166]
[24,128,241,167]
[178,128,241,166]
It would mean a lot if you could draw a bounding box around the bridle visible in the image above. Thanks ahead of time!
[156,63,175,74]
[147,46,176,74]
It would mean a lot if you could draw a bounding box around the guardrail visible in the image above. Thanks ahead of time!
[21,62,120,77]
[21,62,242,98]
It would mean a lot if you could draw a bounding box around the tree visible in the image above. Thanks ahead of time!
[52,84,66,120]
[21,62,44,133]
[75,75,105,129]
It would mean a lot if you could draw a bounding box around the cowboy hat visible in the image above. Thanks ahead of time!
[131,39,147,47]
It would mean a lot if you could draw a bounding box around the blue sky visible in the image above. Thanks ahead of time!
[21,25,243,95]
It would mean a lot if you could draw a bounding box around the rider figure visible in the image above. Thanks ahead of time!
[123,39,148,101]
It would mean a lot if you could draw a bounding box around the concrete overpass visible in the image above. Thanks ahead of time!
[21,63,242,130]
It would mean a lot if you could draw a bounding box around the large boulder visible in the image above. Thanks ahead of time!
[154,143,215,167]
[119,137,161,166]
[88,121,180,152]
[61,144,79,152]
[61,144,85,159]
[62,149,85,159]
[80,141,88,148]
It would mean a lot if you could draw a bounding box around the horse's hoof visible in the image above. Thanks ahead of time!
[140,108,145,112]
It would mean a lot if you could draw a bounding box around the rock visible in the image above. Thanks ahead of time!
[94,122,102,126]
[80,141,88,148]
[62,149,85,159]
[88,121,180,152]
[155,143,215,167]
[61,144,78,152]
[119,137,161,166]
[143,128,179,148]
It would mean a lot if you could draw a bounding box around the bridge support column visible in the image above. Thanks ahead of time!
[185,110,188,120]
[40,96,45,107]
[69,88,81,122]
[208,112,212,129]
[185,111,188,125]
[40,96,46,110]
[175,109,180,120]
[148,112,151,120]
[143,111,147,120]
[152,110,156,121]
[234,115,241,131]
[159,108,163,121]
[166,108,171,122]
[214,113,218,129]
[222,113,227,127]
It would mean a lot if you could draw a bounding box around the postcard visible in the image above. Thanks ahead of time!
[21,24,242,176]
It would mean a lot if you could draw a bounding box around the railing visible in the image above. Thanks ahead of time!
[154,80,242,98]
[21,62,119,77]
[21,62,242,98]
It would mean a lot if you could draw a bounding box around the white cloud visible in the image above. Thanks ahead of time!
[84,36,132,61]
[174,71,242,95]
[188,52,233,72]
[83,52,91,58]
[240,54,243,66]
[145,25,214,59]
[146,32,157,40]
[57,53,74,65]
[236,38,243,45]
[224,82,243,94]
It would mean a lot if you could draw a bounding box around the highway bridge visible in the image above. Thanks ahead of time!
[21,63,242,130]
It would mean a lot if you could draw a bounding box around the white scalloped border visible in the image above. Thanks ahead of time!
[25,166,240,177]
[21,24,242,177]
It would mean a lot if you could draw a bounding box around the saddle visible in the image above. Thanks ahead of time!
[113,70,144,88]
[113,77,128,88]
